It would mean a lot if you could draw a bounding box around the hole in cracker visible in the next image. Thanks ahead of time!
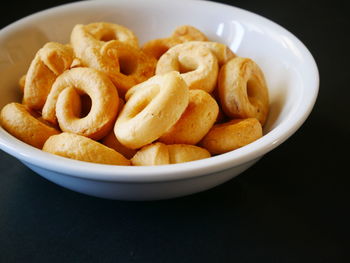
[119,55,137,75]
[178,59,198,74]
[79,94,92,118]
[127,85,160,118]
[100,32,117,42]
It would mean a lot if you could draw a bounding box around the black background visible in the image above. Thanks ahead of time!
[1,0,349,262]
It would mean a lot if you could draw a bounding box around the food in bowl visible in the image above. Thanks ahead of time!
[0,21,269,166]
[0,0,319,200]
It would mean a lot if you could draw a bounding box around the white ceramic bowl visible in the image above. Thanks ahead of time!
[0,0,319,200]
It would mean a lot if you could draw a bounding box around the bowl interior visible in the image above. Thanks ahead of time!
[0,0,318,179]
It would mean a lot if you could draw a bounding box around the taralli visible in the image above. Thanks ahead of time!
[114,71,189,149]
[176,41,235,66]
[155,41,235,89]
[42,67,119,140]
[218,57,269,125]
[0,22,271,167]
[70,23,138,78]
[200,118,263,154]
[131,142,169,166]
[159,89,219,145]
[71,23,155,96]
[102,41,157,96]
[167,144,211,164]
[156,42,218,93]
[142,25,208,59]
[0,103,60,149]
[43,132,130,165]
[172,25,208,42]
[23,42,74,110]
[131,142,210,166]
[84,22,139,47]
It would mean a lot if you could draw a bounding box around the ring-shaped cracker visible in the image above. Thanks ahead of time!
[70,22,138,78]
[23,42,74,110]
[167,144,211,164]
[131,142,170,166]
[200,118,262,154]
[84,22,139,47]
[130,142,210,166]
[114,71,189,149]
[175,41,235,66]
[142,25,208,59]
[0,103,60,149]
[156,43,218,93]
[43,132,130,165]
[71,24,155,96]
[218,57,269,125]
[42,67,119,140]
[102,41,157,97]
[159,89,219,145]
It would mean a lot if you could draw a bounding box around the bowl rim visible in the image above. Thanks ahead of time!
[0,0,319,183]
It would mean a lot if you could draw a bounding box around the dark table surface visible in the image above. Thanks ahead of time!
[1,0,349,262]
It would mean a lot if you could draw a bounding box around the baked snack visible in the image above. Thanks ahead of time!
[156,42,218,92]
[100,41,157,96]
[42,67,119,140]
[131,142,169,166]
[23,42,74,110]
[200,118,263,154]
[159,89,219,144]
[142,25,208,59]
[1,22,270,167]
[218,57,269,125]
[114,71,189,149]
[0,102,60,149]
[167,144,211,164]
[43,132,130,165]
[131,142,210,166]
[71,22,156,97]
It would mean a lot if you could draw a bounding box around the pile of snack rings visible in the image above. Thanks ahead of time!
[0,22,269,166]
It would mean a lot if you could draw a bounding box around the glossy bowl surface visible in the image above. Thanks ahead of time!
[0,0,319,200]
